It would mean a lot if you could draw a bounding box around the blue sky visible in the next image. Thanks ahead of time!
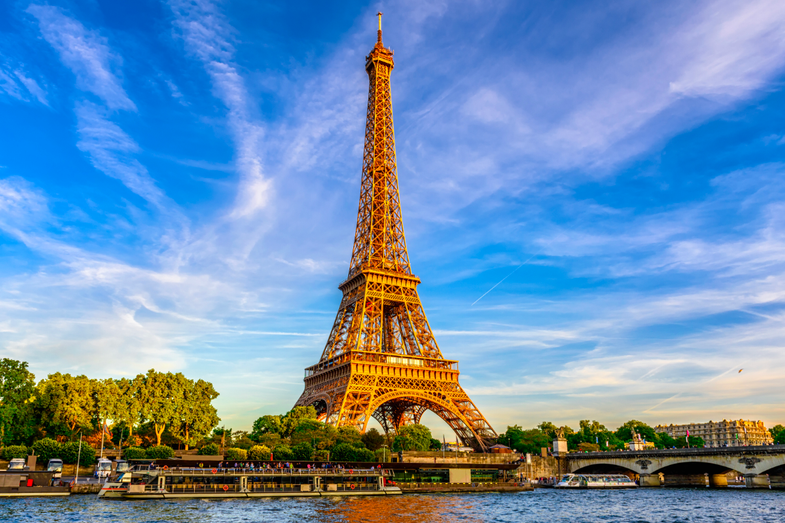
[2,0,785,438]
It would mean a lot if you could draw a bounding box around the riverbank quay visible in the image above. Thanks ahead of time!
[399,482,533,493]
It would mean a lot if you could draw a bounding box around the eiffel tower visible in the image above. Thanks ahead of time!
[295,14,497,451]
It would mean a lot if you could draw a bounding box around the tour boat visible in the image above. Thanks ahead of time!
[555,473,637,489]
[98,463,402,499]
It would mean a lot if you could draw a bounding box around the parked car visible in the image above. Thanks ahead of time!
[7,458,28,471]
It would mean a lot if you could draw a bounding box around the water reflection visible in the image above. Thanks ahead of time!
[317,495,482,523]
[2,489,785,523]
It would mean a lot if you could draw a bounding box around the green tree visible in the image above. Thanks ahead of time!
[32,438,63,462]
[615,420,657,444]
[92,378,121,446]
[335,425,363,447]
[61,440,96,465]
[292,442,314,460]
[248,445,271,460]
[124,446,147,459]
[273,444,293,460]
[331,442,358,461]
[497,425,550,454]
[138,370,184,446]
[146,445,175,459]
[250,415,282,441]
[393,423,432,450]
[361,428,385,451]
[291,419,336,450]
[0,359,36,445]
[225,448,248,460]
[198,442,220,455]
[775,431,785,445]
[35,373,94,439]
[112,377,143,448]
[770,425,784,442]
[280,407,318,438]
[171,378,220,450]
[356,448,376,462]
[1,445,28,460]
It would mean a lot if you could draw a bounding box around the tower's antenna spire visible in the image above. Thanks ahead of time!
[377,12,383,43]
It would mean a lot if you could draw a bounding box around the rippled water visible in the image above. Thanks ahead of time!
[3,489,785,523]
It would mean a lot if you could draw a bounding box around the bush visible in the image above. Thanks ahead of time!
[33,438,63,462]
[330,443,357,462]
[313,449,330,462]
[272,445,293,460]
[375,448,390,462]
[248,445,271,461]
[62,441,96,466]
[2,445,28,460]
[146,445,174,459]
[355,448,376,462]
[123,446,147,460]
[225,448,248,461]
[292,442,313,460]
[198,443,220,456]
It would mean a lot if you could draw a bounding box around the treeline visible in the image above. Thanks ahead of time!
[215,407,441,463]
[497,419,785,454]
[0,359,219,450]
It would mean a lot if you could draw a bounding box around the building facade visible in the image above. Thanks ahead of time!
[654,419,773,447]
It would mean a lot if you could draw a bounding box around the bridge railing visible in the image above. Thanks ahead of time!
[565,444,785,459]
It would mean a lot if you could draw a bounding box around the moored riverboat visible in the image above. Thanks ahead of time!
[0,471,70,497]
[99,463,401,499]
[555,473,637,489]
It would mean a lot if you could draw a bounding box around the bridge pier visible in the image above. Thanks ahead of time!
[663,474,707,487]
[708,474,728,488]
[744,474,770,489]
[638,473,662,487]
[768,474,785,490]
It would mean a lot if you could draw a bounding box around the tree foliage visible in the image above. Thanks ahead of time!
[392,424,432,451]
[2,445,28,460]
[292,442,313,460]
[331,442,358,461]
[248,445,271,461]
[226,448,248,461]
[146,445,175,459]
[61,440,96,465]
[0,359,36,445]
[198,443,220,455]
[361,428,385,451]
[273,444,293,460]
[124,446,147,459]
[32,438,63,462]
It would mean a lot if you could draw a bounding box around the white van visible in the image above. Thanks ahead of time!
[47,458,64,479]
[7,458,27,471]
[94,458,112,479]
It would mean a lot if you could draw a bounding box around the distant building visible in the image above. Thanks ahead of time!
[625,441,656,450]
[654,419,773,447]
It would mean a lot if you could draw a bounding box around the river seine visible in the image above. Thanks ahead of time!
[3,489,784,522]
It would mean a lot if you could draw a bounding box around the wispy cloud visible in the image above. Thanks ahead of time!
[27,4,135,111]
[75,101,168,206]
[165,0,270,219]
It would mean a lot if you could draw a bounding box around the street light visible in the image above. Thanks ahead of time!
[381,444,388,463]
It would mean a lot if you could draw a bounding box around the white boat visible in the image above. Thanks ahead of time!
[555,473,637,489]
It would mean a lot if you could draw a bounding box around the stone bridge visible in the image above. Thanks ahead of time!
[565,445,785,488]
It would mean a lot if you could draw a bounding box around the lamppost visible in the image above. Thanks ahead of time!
[381,444,388,463]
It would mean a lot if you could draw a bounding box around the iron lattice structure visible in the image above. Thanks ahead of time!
[295,15,497,451]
